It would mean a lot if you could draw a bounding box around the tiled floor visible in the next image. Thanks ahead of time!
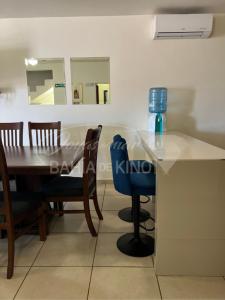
[0,183,225,299]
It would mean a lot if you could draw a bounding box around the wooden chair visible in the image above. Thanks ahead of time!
[28,121,61,147]
[0,122,23,147]
[0,139,47,279]
[43,125,103,236]
[28,121,62,212]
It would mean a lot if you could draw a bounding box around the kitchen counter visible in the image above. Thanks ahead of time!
[139,131,225,276]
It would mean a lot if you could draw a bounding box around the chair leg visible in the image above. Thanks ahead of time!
[0,229,6,239]
[53,202,64,217]
[58,202,64,217]
[132,195,140,239]
[7,228,15,279]
[93,192,103,220]
[45,203,51,236]
[53,202,58,212]
[38,208,47,241]
[84,197,97,237]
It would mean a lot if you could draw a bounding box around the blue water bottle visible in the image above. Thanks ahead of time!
[149,88,167,134]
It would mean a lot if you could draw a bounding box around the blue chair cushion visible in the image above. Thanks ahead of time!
[42,176,84,197]
[129,160,155,173]
[0,192,43,223]
[130,172,156,196]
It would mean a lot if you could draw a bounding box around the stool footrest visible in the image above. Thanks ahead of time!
[117,233,154,257]
[118,207,150,223]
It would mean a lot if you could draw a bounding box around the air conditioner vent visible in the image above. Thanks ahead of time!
[156,31,204,39]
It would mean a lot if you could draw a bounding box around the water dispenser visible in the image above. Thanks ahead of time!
[148,87,167,133]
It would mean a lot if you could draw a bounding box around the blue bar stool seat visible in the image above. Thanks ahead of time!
[113,135,155,223]
[110,135,155,257]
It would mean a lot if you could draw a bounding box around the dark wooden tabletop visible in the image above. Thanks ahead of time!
[3,146,83,175]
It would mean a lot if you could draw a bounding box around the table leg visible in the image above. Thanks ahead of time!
[15,175,58,235]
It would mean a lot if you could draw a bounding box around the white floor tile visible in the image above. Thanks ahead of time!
[89,267,161,299]
[34,233,96,266]
[16,267,91,300]
[0,267,29,299]
[0,235,44,267]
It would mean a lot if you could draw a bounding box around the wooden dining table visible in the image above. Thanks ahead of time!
[3,145,83,191]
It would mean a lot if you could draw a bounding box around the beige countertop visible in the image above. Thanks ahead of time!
[139,131,225,161]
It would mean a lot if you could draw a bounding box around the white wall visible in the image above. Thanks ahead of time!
[0,15,225,179]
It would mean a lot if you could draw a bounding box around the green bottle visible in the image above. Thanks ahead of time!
[155,113,163,134]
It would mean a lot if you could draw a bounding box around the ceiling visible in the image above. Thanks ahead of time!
[1,0,225,18]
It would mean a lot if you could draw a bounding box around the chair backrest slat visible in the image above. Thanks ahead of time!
[7,130,10,146]
[0,138,13,224]
[10,130,13,146]
[48,129,50,145]
[35,130,38,146]
[0,122,23,147]
[83,125,102,197]
[14,130,18,146]
[44,129,47,146]
[3,130,6,145]
[52,129,55,145]
[28,122,61,147]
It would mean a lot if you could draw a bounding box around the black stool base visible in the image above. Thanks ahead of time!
[117,233,154,257]
[118,207,150,223]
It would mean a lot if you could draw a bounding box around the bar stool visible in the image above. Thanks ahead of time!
[113,135,154,223]
[110,135,155,257]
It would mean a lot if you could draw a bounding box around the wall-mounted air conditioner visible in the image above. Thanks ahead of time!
[152,14,213,39]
